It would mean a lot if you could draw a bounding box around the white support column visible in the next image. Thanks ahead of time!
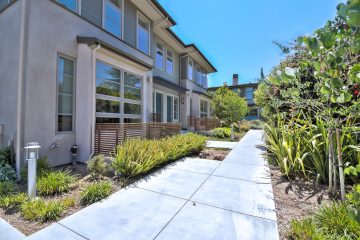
[75,44,93,162]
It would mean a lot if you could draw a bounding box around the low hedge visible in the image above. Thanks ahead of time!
[211,128,231,139]
[112,133,206,178]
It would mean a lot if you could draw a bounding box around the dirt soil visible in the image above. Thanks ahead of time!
[1,147,232,236]
[198,148,231,161]
[270,166,332,239]
[0,164,122,236]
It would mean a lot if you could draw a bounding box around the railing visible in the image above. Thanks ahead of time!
[188,117,221,131]
[94,123,181,155]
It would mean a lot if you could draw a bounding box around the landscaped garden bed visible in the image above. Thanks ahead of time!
[256,1,360,239]
[0,133,226,236]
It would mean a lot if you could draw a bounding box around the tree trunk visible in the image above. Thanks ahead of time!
[230,123,234,141]
[328,130,333,191]
[336,128,345,201]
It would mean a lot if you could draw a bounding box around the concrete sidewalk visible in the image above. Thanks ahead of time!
[26,130,278,240]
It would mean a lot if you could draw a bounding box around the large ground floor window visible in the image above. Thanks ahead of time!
[96,60,142,123]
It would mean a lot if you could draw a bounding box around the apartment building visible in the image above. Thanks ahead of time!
[208,74,260,119]
[0,0,216,170]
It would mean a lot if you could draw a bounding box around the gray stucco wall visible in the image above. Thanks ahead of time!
[22,0,152,166]
[152,43,180,85]
[0,1,21,148]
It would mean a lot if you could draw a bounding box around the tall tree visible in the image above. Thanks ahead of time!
[210,84,249,126]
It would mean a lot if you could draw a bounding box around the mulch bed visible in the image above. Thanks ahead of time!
[0,164,122,236]
[0,147,232,236]
[270,166,332,239]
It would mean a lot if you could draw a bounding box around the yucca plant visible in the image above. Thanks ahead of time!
[264,118,308,178]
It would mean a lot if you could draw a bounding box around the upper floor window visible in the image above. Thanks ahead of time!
[196,65,202,85]
[155,42,164,69]
[166,48,174,75]
[57,55,75,132]
[245,87,254,100]
[202,72,207,88]
[104,0,122,38]
[57,0,78,12]
[188,58,193,80]
[137,13,150,54]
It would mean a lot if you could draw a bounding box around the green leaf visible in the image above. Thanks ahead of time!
[348,2,360,27]
[350,37,360,54]
[284,67,296,78]
[319,30,335,49]
[305,37,319,54]
[321,85,331,95]
[344,92,353,102]
[329,78,343,88]
[337,3,348,18]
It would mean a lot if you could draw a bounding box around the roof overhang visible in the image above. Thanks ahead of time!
[130,0,176,28]
[153,76,189,93]
[165,29,217,74]
[77,36,153,71]
[193,90,212,98]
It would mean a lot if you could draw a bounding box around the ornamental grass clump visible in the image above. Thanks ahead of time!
[0,181,16,196]
[211,128,231,139]
[112,133,206,178]
[0,193,28,208]
[87,155,109,179]
[37,170,78,196]
[20,197,75,222]
[80,181,113,205]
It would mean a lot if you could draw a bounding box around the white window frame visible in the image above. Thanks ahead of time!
[199,99,209,118]
[155,40,165,70]
[166,47,174,76]
[56,53,76,134]
[188,58,193,80]
[95,60,143,123]
[165,93,179,123]
[136,11,150,55]
[102,0,124,39]
[153,89,165,122]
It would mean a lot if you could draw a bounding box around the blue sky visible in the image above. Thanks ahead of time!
[157,0,342,87]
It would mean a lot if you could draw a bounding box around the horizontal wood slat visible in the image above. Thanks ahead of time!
[94,123,181,156]
[188,117,221,131]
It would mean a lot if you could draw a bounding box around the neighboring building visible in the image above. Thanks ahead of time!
[208,74,260,120]
[0,0,216,169]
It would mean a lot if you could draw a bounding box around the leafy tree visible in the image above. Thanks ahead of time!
[260,68,266,81]
[210,84,248,126]
[255,0,360,200]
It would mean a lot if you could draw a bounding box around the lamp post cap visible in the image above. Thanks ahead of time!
[24,142,41,149]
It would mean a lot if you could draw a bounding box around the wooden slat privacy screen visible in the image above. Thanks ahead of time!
[188,117,221,131]
[94,123,181,155]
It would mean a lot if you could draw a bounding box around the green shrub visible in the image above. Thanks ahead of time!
[0,147,12,165]
[112,133,206,178]
[239,120,251,131]
[80,181,113,205]
[0,164,17,182]
[21,157,50,181]
[20,198,73,222]
[37,170,78,196]
[211,128,231,139]
[87,155,108,179]
[250,120,264,129]
[289,218,325,240]
[315,202,360,239]
[0,193,28,208]
[0,181,16,196]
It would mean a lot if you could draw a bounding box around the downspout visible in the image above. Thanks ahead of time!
[89,44,101,159]
[16,0,29,181]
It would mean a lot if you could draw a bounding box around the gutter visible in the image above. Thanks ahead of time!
[15,0,29,181]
